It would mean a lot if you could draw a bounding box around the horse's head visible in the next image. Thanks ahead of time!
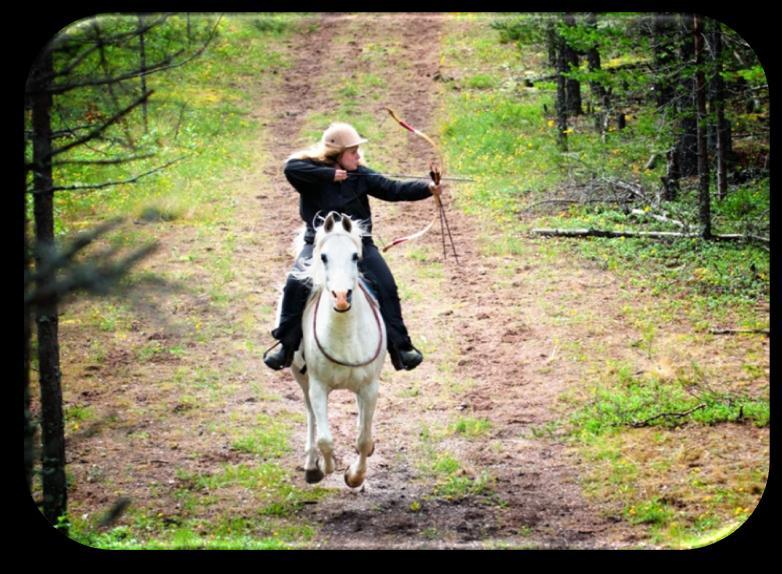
[312,212,365,313]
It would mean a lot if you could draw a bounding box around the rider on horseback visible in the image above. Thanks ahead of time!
[264,122,442,372]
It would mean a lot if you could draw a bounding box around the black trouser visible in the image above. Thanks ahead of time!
[271,240,414,360]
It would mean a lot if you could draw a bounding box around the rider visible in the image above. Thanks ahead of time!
[264,121,441,372]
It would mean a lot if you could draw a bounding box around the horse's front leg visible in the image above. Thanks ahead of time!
[345,378,379,488]
[296,375,324,484]
[308,378,336,475]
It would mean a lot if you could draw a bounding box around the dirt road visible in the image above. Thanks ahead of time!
[247,14,644,549]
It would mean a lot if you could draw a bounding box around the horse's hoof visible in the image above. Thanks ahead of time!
[305,461,325,484]
[344,470,365,489]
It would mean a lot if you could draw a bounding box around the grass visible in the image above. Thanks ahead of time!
[230,413,293,460]
[566,361,769,437]
[67,459,333,549]
[177,462,333,518]
[69,518,311,550]
[583,428,767,548]
[415,424,499,503]
[449,416,492,438]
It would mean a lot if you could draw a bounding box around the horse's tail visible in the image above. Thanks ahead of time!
[289,225,316,286]
[292,224,307,259]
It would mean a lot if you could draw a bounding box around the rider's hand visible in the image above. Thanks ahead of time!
[429,181,442,198]
[334,169,348,182]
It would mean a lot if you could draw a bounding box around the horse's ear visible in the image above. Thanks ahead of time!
[341,216,352,233]
[324,213,335,233]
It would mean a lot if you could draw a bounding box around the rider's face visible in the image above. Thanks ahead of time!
[338,146,361,171]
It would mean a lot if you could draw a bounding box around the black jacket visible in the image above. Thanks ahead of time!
[283,158,433,243]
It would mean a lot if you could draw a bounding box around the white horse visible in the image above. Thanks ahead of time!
[288,212,387,488]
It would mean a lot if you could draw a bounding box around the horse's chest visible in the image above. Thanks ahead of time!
[307,357,373,391]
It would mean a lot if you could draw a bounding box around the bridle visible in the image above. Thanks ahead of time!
[313,281,384,367]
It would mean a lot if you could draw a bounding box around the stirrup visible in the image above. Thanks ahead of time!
[390,345,423,371]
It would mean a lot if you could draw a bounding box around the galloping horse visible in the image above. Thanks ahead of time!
[288,212,387,488]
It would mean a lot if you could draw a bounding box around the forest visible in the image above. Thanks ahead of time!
[24,13,769,549]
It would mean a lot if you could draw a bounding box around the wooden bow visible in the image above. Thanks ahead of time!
[383,107,459,262]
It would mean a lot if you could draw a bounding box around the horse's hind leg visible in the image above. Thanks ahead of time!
[296,374,324,484]
[345,379,379,489]
[308,378,336,475]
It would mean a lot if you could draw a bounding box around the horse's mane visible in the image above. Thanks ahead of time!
[290,212,368,289]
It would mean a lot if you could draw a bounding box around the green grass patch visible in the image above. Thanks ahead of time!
[176,462,333,519]
[415,425,498,502]
[69,520,300,550]
[230,413,293,460]
[449,416,492,438]
[569,366,769,436]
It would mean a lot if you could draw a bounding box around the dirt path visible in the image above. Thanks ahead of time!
[247,14,645,549]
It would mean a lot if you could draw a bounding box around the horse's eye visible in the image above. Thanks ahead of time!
[352,253,359,262]
[321,254,328,264]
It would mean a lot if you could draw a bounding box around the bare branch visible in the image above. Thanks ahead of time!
[40,15,222,97]
[630,403,707,428]
[33,157,185,194]
[39,14,174,83]
[26,217,125,285]
[45,50,187,95]
[45,90,153,160]
[50,152,158,167]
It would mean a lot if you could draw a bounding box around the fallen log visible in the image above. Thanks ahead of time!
[530,227,769,246]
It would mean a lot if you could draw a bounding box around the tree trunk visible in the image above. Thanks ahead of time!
[555,23,568,151]
[661,146,680,201]
[585,13,608,135]
[652,14,676,109]
[24,190,34,494]
[563,13,583,116]
[676,14,699,177]
[694,15,711,239]
[709,20,729,200]
[546,19,557,68]
[30,46,68,528]
[138,15,149,133]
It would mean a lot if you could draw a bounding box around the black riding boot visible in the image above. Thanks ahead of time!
[264,250,312,370]
[263,342,296,370]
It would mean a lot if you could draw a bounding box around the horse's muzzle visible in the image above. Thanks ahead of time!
[332,289,353,313]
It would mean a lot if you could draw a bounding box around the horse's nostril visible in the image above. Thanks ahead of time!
[331,290,337,298]
[347,289,353,298]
